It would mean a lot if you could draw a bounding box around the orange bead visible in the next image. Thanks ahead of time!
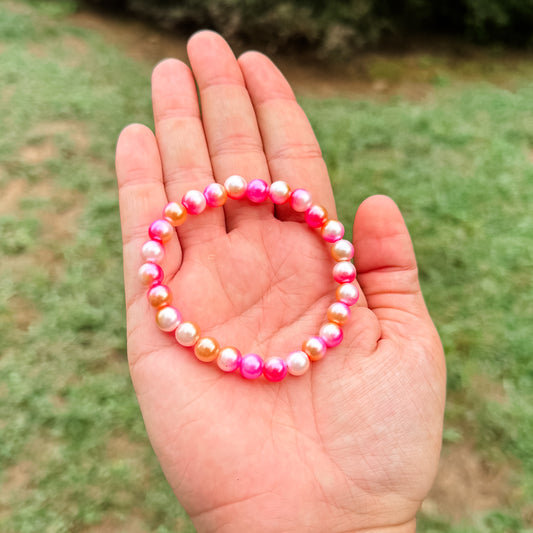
[194,337,220,363]
[163,202,188,226]
[147,284,172,308]
[302,336,327,361]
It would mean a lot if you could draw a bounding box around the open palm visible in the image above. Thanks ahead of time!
[116,31,446,533]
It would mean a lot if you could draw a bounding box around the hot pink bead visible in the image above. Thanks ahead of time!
[138,262,164,286]
[141,240,165,264]
[286,351,310,376]
[336,283,360,306]
[182,190,207,215]
[155,306,181,332]
[204,183,227,207]
[290,188,312,212]
[269,180,291,204]
[331,239,354,261]
[321,220,344,243]
[246,179,269,203]
[217,347,242,373]
[263,357,288,382]
[240,353,264,380]
[148,219,173,243]
[224,175,247,199]
[305,204,328,228]
[333,261,357,283]
[319,322,343,347]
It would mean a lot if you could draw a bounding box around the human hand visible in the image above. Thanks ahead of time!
[115,31,446,533]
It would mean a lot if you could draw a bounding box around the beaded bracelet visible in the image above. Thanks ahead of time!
[138,175,359,382]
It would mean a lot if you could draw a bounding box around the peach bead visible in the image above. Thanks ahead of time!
[194,337,220,362]
[331,239,354,261]
[336,283,360,306]
[147,284,172,308]
[302,336,327,361]
[163,202,187,226]
[217,347,242,372]
[327,302,350,326]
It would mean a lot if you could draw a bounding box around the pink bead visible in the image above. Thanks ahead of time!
[333,261,357,283]
[263,357,288,382]
[217,347,242,373]
[336,283,360,306]
[148,219,173,243]
[286,351,310,376]
[305,204,328,228]
[182,190,207,215]
[141,240,165,264]
[331,239,354,261]
[319,322,343,347]
[269,180,291,204]
[290,188,312,212]
[224,175,247,199]
[240,353,264,380]
[204,183,227,207]
[155,306,181,332]
[321,220,344,243]
[246,179,269,203]
[138,262,164,286]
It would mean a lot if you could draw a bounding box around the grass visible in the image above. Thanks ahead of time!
[0,1,532,532]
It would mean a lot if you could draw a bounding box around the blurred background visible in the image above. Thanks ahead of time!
[0,1,532,532]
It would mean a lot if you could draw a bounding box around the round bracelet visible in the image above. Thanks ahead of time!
[138,176,359,382]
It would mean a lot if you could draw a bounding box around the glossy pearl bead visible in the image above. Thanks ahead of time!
[147,284,172,308]
[263,357,288,382]
[321,220,344,243]
[290,188,312,212]
[175,321,200,347]
[163,202,187,226]
[327,302,350,326]
[204,183,227,207]
[194,337,219,362]
[305,204,328,228]
[333,261,357,283]
[269,180,291,204]
[336,283,360,306]
[319,322,343,347]
[138,262,164,286]
[246,179,269,203]
[182,190,207,215]
[331,239,354,261]
[141,240,165,264]
[155,306,181,332]
[149,219,173,243]
[286,350,310,376]
[217,346,242,372]
[302,336,327,361]
[240,353,264,379]
[224,175,247,199]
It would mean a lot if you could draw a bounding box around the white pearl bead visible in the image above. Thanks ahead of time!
[156,306,181,332]
[224,175,247,199]
[141,240,165,264]
[175,321,200,347]
[286,350,310,376]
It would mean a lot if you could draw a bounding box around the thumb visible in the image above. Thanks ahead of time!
[353,195,431,337]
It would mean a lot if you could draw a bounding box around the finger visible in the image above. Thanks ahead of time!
[116,124,182,305]
[152,59,226,247]
[187,31,272,230]
[353,195,432,337]
[238,51,336,221]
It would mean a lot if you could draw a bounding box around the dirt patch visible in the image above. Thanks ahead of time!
[422,442,518,522]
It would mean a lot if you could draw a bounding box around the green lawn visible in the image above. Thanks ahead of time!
[0,2,532,532]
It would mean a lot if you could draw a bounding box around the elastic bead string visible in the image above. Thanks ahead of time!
[138,177,360,382]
